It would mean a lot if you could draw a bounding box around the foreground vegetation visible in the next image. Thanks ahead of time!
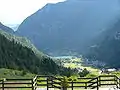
[0,68,35,79]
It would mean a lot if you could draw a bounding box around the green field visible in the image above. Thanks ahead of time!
[61,57,100,76]
[54,56,120,78]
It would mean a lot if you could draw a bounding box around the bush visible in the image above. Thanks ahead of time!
[61,76,69,88]
[79,68,89,77]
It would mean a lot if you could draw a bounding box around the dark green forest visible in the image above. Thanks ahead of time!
[0,30,67,75]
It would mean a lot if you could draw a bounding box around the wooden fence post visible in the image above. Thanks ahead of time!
[71,81,73,90]
[97,77,99,90]
[51,76,53,88]
[119,78,120,89]
[115,76,118,88]
[2,80,4,90]
[98,76,101,87]
[116,75,119,88]
[114,75,116,86]
[32,79,34,90]
[47,78,49,90]
[85,82,87,89]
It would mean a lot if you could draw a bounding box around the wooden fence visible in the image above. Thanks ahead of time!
[36,75,120,90]
[0,78,34,90]
[0,75,120,90]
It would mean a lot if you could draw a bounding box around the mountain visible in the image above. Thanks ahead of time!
[86,19,120,68]
[16,0,120,56]
[0,29,65,75]
[0,22,14,34]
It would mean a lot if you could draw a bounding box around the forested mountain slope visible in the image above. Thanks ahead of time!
[0,30,45,58]
[86,19,120,68]
[0,29,64,75]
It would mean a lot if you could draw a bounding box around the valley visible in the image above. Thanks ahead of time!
[1,0,120,89]
[52,56,120,77]
[13,0,120,70]
[1,21,120,78]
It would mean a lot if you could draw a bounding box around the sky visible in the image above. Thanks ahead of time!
[0,0,65,25]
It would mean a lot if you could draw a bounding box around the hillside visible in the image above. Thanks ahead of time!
[16,0,120,56]
[0,29,64,75]
[0,29,45,58]
[86,19,120,68]
[0,22,14,34]
[0,68,35,79]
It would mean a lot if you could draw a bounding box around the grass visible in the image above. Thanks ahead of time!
[0,68,35,79]
[0,68,35,90]
[110,71,120,77]
[0,68,118,90]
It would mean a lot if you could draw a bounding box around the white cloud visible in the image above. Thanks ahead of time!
[0,0,65,25]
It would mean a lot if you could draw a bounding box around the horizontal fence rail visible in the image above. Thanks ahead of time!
[0,75,120,90]
[0,78,34,90]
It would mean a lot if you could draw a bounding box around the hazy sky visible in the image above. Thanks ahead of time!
[0,0,65,25]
